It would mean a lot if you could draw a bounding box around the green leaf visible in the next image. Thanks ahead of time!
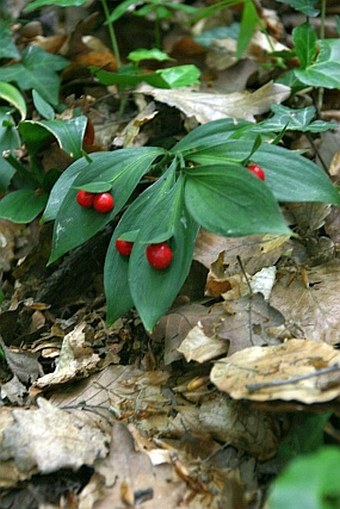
[184,164,290,237]
[237,0,259,58]
[184,141,340,204]
[295,39,340,89]
[49,147,164,263]
[0,189,48,223]
[94,64,200,89]
[0,46,68,106]
[292,22,317,69]
[19,116,87,159]
[128,48,173,63]
[129,177,199,331]
[0,111,21,192]
[24,0,88,11]
[267,447,340,509]
[0,20,20,60]
[276,0,319,17]
[105,168,177,326]
[0,82,26,120]
[73,181,112,193]
[32,90,55,120]
[106,0,140,23]
[42,157,90,222]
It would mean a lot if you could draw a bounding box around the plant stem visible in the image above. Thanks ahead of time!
[101,0,121,68]
[317,0,326,111]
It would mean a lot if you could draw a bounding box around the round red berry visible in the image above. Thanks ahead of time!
[146,242,173,270]
[76,190,95,208]
[116,239,134,256]
[247,164,265,180]
[93,192,115,213]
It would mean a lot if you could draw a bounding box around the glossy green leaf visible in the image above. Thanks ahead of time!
[105,168,177,326]
[24,0,88,10]
[73,181,112,193]
[32,90,55,120]
[0,20,20,60]
[267,447,340,509]
[0,189,48,223]
[129,177,199,331]
[295,39,340,89]
[185,141,340,204]
[0,82,26,120]
[0,46,68,106]
[256,104,336,133]
[49,147,164,263]
[128,48,173,63]
[106,0,140,23]
[292,22,317,69]
[19,116,87,159]
[184,164,290,237]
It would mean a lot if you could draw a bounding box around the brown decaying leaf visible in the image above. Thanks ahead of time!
[270,260,340,345]
[0,398,108,486]
[211,339,340,404]
[138,81,290,123]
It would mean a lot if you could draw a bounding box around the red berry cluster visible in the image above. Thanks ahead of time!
[247,164,265,180]
[115,238,173,271]
[76,190,114,213]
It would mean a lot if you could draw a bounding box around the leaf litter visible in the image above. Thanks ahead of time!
[1,2,340,509]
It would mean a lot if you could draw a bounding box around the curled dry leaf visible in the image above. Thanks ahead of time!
[138,81,290,123]
[210,339,340,404]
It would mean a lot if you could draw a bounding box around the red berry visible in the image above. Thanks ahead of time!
[76,190,95,208]
[116,239,134,256]
[93,192,115,213]
[247,164,265,180]
[146,242,173,270]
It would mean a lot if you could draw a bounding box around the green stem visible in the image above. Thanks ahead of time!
[101,0,121,68]
[317,0,326,111]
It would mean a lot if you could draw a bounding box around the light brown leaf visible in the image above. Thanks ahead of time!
[210,339,340,403]
[138,81,290,123]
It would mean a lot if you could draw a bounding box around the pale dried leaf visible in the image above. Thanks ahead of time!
[178,322,229,363]
[0,337,43,384]
[270,260,340,345]
[0,398,108,478]
[138,81,290,123]
[211,339,340,404]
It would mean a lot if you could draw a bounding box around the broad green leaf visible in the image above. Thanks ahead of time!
[73,181,112,193]
[292,23,317,69]
[267,447,340,509]
[184,164,290,237]
[0,82,26,120]
[106,0,140,23]
[105,168,177,326]
[0,46,68,106]
[295,39,340,89]
[172,118,252,155]
[32,90,55,120]
[94,64,200,89]
[19,116,87,159]
[0,111,21,192]
[49,147,164,263]
[129,177,199,331]
[237,0,259,58]
[256,104,336,133]
[42,157,90,222]
[128,48,173,63]
[276,0,319,17]
[24,0,88,10]
[0,189,48,223]
[0,20,20,60]
[185,141,340,204]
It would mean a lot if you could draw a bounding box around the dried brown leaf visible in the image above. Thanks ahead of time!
[138,81,290,123]
[211,339,340,403]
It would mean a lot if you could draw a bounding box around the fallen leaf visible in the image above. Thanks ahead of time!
[138,81,290,123]
[177,322,229,363]
[210,339,340,403]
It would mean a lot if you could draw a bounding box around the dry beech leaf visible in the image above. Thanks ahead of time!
[270,260,340,345]
[177,322,229,363]
[138,81,290,123]
[210,339,340,404]
[0,398,108,485]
